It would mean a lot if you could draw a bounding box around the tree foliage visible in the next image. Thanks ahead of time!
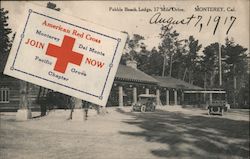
[158,26,182,77]
[0,8,12,73]
[223,38,248,108]
[201,42,220,87]
[120,29,248,108]
[141,47,163,76]
[120,33,145,64]
[184,36,202,83]
[224,38,248,76]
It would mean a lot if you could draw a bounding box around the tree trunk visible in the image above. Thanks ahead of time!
[188,70,193,84]
[68,97,75,120]
[68,97,82,120]
[162,55,166,77]
[204,72,207,89]
[169,54,173,77]
[233,65,237,108]
[203,72,207,103]
[209,71,215,87]
[16,81,31,120]
[182,68,188,81]
[74,98,82,109]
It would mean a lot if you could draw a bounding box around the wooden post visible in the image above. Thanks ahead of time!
[72,98,84,121]
[19,81,28,109]
[181,91,185,105]
[174,90,178,105]
[209,93,213,104]
[219,43,222,86]
[145,88,149,94]
[119,86,123,107]
[233,74,237,108]
[16,81,31,121]
[74,98,82,109]
[156,89,160,105]
[166,90,169,105]
[133,87,137,103]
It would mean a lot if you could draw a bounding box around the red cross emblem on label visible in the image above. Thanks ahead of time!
[46,35,83,73]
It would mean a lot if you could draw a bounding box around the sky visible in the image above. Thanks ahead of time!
[1,0,249,54]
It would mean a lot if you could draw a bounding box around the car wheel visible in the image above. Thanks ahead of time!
[208,109,210,115]
[141,105,146,112]
[224,106,228,112]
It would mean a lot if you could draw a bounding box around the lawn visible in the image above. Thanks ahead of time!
[0,107,249,159]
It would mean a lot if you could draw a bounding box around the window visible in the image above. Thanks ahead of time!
[0,88,10,103]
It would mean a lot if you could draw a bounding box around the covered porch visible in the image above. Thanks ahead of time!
[183,89,227,106]
[106,64,159,107]
[154,76,205,106]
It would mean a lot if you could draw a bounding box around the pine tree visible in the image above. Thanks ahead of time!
[184,36,202,84]
[201,43,220,88]
[0,8,12,73]
[158,26,181,77]
[123,34,145,61]
[223,38,248,108]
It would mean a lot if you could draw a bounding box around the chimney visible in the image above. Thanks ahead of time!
[126,60,137,69]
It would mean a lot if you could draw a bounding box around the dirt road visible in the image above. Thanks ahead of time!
[0,107,249,159]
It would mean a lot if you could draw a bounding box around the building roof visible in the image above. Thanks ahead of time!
[153,75,203,90]
[115,64,158,84]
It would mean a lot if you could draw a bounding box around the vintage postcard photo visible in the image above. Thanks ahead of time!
[0,0,249,159]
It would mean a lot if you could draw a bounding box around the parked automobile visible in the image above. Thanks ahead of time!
[132,94,156,112]
[207,100,230,116]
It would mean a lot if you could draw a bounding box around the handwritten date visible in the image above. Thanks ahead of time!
[150,12,236,35]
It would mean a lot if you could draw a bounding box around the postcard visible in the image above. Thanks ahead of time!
[0,1,249,159]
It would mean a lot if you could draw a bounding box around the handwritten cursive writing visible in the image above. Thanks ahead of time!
[149,12,237,35]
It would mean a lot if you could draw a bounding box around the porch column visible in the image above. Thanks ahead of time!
[174,89,178,105]
[16,81,32,121]
[74,98,82,109]
[72,98,84,121]
[196,93,199,105]
[119,86,123,107]
[133,87,137,103]
[156,89,160,105]
[181,92,185,105]
[166,90,169,105]
[209,93,213,104]
[203,93,206,103]
[145,88,149,94]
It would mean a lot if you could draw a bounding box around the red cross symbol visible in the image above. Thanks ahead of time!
[46,35,83,73]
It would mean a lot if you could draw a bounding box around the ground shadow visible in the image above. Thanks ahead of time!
[32,115,42,119]
[117,109,250,158]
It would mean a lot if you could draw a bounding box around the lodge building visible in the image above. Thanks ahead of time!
[0,60,224,112]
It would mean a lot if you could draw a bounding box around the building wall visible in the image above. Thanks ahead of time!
[0,75,41,112]
[1,75,183,111]
[0,75,20,112]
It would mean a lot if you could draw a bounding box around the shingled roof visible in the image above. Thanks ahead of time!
[115,64,158,84]
[153,76,203,90]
